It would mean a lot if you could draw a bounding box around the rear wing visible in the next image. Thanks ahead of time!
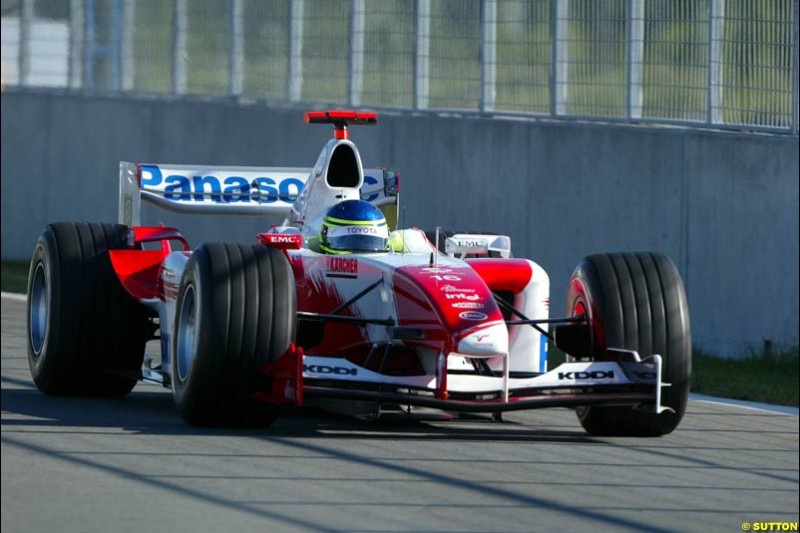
[118,162,399,226]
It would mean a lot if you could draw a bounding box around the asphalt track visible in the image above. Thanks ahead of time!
[2,295,798,533]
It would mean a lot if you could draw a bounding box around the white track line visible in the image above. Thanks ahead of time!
[690,393,798,416]
[1,291,26,302]
[3,290,796,416]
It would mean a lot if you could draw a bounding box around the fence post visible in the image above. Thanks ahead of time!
[229,0,244,96]
[415,0,431,110]
[172,0,187,95]
[83,0,95,88]
[121,0,135,91]
[108,0,120,90]
[68,0,84,89]
[288,0,304,102]
[18,0,33,86]
[552,0,569,116]
[793,0,798,134]
[627,0,644,119]
[481,0,497,113]
[349,0,365,107]
[707,0,725,125]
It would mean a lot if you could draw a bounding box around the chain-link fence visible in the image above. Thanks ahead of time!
[2,0,797,133]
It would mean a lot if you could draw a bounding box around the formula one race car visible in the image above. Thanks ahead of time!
[26,110,691,436]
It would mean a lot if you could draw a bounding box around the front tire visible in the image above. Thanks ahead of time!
[27,223,150,396]
[566,252,691,436]
[171,243,296,426]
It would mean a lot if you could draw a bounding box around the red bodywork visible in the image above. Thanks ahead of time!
[110,226,189,300]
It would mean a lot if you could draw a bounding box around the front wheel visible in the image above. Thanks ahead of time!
[566,252,691,436]
[171,243,297,426]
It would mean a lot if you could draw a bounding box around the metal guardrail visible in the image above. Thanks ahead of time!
[1,0,797,134]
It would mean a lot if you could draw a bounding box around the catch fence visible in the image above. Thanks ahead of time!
[1,0,797,133]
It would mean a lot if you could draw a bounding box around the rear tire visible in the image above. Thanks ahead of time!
[27,223,150,396]
[566,252,691,436]
[171,243,296,427]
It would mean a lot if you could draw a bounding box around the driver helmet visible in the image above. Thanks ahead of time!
[320,199,389,254]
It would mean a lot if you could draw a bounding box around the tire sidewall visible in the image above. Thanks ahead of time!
[27,229,60,389]
[566,273,601,421]
[172,254,207,413]
[565,266,606,358]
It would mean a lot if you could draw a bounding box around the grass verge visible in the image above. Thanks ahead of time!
[692,348,798,407]
[3,261,798,407]
[549,345,798,407]
[2,261,28,294]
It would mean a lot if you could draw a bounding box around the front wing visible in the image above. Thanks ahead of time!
[262,348,671,414]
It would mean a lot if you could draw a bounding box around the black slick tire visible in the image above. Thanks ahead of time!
[27,222,150,396]
[566,252,691,436]
[171,243,296,427]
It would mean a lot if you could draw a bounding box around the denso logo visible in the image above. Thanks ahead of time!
[558,370,615,380]
[304,364,357,376]
[140,165,304,204]
[459,311,488,321]
[446,293,481,301]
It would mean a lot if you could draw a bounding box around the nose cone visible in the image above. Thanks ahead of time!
[393,264,506,347]
[457,323,509,356]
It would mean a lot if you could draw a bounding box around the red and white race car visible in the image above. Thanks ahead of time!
[26,111,691,436]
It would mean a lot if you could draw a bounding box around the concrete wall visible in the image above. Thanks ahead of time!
[2,90,798,356]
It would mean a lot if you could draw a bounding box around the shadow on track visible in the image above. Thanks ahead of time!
[2,375,691,533]
[1,374,598,444]
[6,376,794,533]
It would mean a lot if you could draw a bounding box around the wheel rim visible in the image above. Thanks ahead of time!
[571,296,603,359]
[176,284,197,383]
[29,262,48,357]
[573,300,590,418]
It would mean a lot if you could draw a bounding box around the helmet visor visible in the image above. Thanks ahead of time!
[324,224,389,252]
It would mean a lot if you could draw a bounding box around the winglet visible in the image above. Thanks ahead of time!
[304,110,378,139]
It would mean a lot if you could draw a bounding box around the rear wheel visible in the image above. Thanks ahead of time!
[566,252,691,436]
[27,223,150,396]
[171,243,296,426]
